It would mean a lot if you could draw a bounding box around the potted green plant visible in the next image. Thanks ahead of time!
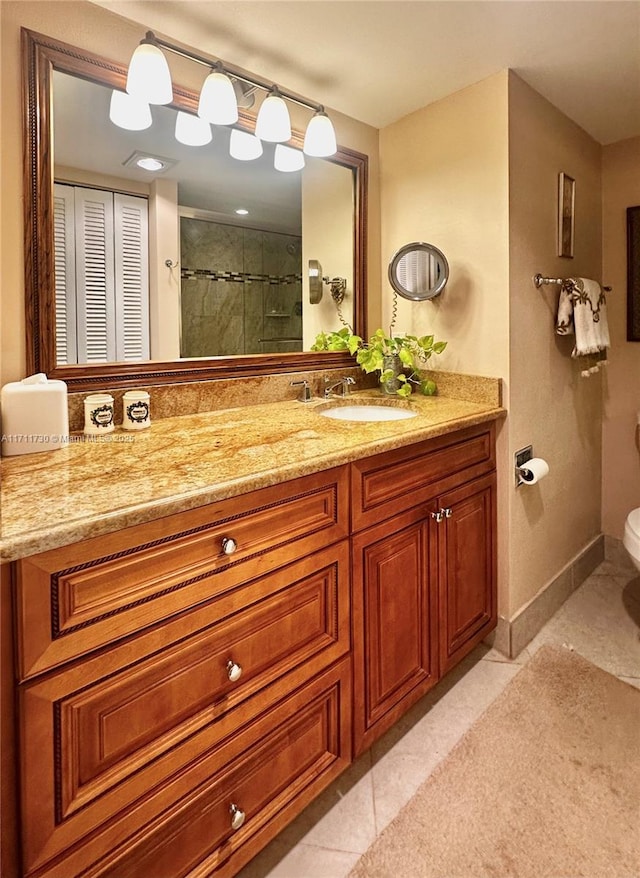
[311,327,447,398]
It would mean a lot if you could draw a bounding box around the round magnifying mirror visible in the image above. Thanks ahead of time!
[388,242,449,301]
[308,259,323,304]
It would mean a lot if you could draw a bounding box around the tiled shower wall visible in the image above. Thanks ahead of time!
[180,218,302,357]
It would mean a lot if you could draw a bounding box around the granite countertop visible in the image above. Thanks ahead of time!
[0,386,505,562]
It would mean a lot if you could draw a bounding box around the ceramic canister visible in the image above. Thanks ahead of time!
[84,393,115,435]
[122,390,151,430]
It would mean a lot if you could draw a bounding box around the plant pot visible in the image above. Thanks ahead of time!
[380,354,403,395]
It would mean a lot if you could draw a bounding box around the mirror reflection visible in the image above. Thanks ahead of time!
[52,70,356,365]
[388,242,449,301]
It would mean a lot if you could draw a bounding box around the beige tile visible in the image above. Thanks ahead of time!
[287,754,377,854]
[371,652,521,763]
[237,839,361,878]
[370,749,443,834]
[510,566,574,658]
[605,535,637,571]
[482,644,531,664]
[571,535,605,588]
[527,572,640,677]
[619,676,640,691]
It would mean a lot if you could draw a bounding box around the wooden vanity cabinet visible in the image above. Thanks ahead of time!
[351,423,497,754]
[9,421,498,877]
[13,467,352,878]
[352,507,439,754]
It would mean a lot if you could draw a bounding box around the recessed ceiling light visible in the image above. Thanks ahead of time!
[123,150,177,174]
[235,208,249,215]
[137,157,164,171]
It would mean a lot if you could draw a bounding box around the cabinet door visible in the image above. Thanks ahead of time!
[352,508,438,755]
[438,473,497,674]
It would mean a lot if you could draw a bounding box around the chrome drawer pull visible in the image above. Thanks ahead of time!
[221,536,237,555]
[229,803,246,831]
[226,659,243,682]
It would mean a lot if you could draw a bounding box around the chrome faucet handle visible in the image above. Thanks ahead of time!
[291,379,312,402]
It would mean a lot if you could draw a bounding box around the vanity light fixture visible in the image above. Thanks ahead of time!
[255,87,292,143]
[109,90,152,131]
[174,111,212,146]
[121,30,338,163]
[125,36,173,105]
[274,143,305,172]
[197,63,238,126]
[229,128,263,161]
[303,107,337,157]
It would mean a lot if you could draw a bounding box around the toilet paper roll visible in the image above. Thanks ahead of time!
[519,458,549,485]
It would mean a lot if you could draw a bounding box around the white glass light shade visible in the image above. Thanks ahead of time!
[255,92,292,143]
[109,90,152,131]
[126,43,173,105]
[175,111,212,146]
[303,110,337,157]
[274,144,305,172]
[198,71,238,125]
[229,128,263,161]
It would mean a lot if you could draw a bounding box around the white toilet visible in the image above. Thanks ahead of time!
[623,508,640,571]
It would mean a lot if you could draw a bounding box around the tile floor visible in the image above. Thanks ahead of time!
[238,546,640,878]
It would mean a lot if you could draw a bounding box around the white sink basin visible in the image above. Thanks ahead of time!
[318,403,417,422]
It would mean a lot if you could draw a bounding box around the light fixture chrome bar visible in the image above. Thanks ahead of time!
[148,31,321,113]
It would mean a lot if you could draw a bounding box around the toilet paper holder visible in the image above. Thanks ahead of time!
[515,445,549,487]
[515,445,533,487]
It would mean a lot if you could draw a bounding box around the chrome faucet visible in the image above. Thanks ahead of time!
[324,376,356,399]
[291,379,312,402]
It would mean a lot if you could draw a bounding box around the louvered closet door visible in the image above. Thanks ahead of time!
[74,188,117,362]
[114,194,150,361]
[53,185,79,365]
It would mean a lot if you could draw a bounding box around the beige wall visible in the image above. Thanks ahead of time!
[380,71,605,621]
[602,136,640,538]
[508,72,602,616]
[379,72,510,378]
[302,160,355,347]
[380,72,512,616]
[0,0,380,384]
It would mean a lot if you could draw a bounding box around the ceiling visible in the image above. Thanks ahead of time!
[93,0,640,146]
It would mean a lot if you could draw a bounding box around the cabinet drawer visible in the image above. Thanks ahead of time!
[91,659,351,878]
[19,543,349,876]
[29,660,352,878]
[15,466,349,679]
[351,423,495,532]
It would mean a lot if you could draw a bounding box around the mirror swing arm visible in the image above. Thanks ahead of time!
[22,28,368,392]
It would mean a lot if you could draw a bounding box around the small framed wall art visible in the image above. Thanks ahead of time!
[558,172,575,258]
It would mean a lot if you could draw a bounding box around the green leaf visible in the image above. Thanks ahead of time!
[420,379,437,396]
[398,347,414,367]
[357,347,384,373]
[397,383,412,398]
[432,341,447,354]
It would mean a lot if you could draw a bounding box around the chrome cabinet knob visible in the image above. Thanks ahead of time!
[229,803,246,831]
[430,510,444,523]
[226,659,243,682]
[443,507,453,518]
[221,536,237,555]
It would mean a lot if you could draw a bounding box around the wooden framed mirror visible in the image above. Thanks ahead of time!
[23,28,368,391]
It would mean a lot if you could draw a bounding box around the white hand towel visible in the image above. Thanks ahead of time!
[555,278,609,376]
[573,278,609,355]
